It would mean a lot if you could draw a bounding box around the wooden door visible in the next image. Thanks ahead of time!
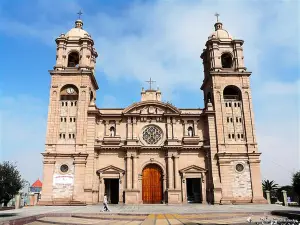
[142,164,162,204]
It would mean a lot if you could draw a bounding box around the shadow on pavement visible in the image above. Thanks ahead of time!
[0,213,18,217]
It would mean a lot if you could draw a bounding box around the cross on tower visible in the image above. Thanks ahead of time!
[215,12,220,22]
[77,10,83,19]
[145,78,156,90]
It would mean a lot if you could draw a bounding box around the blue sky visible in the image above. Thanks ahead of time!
[0,0,299,186]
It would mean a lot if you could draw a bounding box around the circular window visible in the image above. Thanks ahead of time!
[60,164,69,173]
[235,163,244,172]
[142,126,163,145]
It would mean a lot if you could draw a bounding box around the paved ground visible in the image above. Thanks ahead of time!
[0,204,299,225]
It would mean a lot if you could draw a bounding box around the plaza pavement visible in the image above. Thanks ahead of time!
[0,204,299,225]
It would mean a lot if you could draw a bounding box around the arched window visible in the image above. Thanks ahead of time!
[67,52,79,67]
[187,126,193,137]
[223,85,241,100]
[60,85,79,101]
[221,53,233,68]
[109,126,115,137]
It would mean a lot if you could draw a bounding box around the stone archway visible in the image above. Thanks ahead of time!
[142,164,163,204]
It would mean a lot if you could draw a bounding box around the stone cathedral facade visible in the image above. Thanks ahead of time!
[39,18,267,205]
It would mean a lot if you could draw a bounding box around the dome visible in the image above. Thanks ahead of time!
[209,22,232,40]
[65,19,90,38]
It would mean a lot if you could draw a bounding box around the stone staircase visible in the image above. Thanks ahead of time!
[38,198,86,206]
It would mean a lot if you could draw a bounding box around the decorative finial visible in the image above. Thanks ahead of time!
[77,10,83,19]
[145,77,156,90]
[214,13,220,22]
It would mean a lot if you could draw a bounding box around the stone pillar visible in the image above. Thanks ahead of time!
[126,155,132,189]
[167,117,173,139]
[174,156,179,189]
[202,174,207,204]
[282,190,288,206]
[15,194,21,209]
[98,176,104,202]
[219,160,233,204]
[265,190,271,204]
[127,118,132,139]
[167,156,174,189]
[132,156,138,189]
[248,156,268,203]
[73,159,86,202]
[39,159,55,203]
[132,117,137,139]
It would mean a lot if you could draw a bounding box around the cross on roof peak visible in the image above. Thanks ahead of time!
[77,10,83,19]
[145,77,156,90]
[215,12,220,22]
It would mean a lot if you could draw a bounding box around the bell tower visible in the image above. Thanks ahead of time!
[40,15,99,204]
[201,16,266,204]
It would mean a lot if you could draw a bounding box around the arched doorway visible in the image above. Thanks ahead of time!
[142,164,163,204]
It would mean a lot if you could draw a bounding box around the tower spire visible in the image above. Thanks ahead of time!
[214,12,223,31]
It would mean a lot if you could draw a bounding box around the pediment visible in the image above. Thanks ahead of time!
[179,165,207,174]
[96,165,125,174]
[123,101,181,115]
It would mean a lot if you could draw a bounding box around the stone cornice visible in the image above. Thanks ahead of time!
[42,152,88,159]
[210,71,252,77]
[49,69,99,90]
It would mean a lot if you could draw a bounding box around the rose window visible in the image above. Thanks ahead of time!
[142,126,162,144]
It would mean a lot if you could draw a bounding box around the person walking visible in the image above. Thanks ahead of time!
[101,193,111,212]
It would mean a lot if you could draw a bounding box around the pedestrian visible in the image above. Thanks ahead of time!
[101,193,111,212]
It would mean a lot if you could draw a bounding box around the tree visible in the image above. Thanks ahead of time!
[0,161,25,206]
[292,171,300,204]
[262,179,279,191]
[262,179,279,202]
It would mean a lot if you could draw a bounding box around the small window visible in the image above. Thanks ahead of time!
[59,133,62,139]
[234,103,237,107]
[62,102,64,106]
[72,134,75,139]
[63,134,66,139]
[237,134,240,138]
[69,134,71,139]
[229,103,231,107]
[227,117,229,123]
[109,126,116,137]
[232,134,235,138]
[66,102,68,106]
[221,53,233,68]
[241,134,244,139]
[225,103,228,107]
[228,134,231,139]
[60,164,69,173]
[74,118,76,122]
[239,118,242,123]
[71,102,73,106]
[236,117,238,123]
[238,103,240,107]
[230,118,233,123]
[61,118,63,122]
[64,118,66,122]
[75,101,77,106]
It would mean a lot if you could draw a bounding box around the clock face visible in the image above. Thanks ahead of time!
[66,87,74,94]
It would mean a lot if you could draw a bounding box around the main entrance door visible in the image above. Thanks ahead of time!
[142,164,162,204]
[186,178,201,203]
[104,179,119,204]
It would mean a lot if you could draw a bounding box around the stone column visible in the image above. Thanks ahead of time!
[98,176,104,202]
[132,156,138,189]
[282,190,288,206]
[126,154,132,189]
[127,118,132,139]
[15,193,21,209]
[202,174,207,204]
[39,159,55,202]
[248,156,267,203]
[265,190,271,204]
[73,159,86,202]
[167,156,174,189]
[132,117,137,139]
[167,117,173,139]
[174,156,179,189]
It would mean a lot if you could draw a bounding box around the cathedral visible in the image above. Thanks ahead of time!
[39,16,267,205]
